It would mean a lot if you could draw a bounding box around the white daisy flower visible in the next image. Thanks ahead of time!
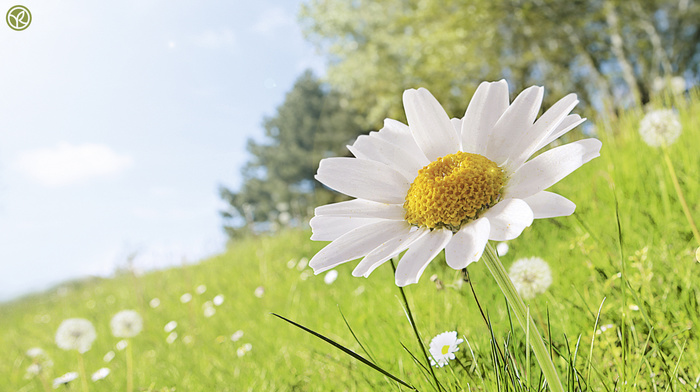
[103,351,116,363]
[116,339,128,351]
[324,270,339,284]
[196,284,207,294]
[164,320,177,333]
[309,81,601,286]
[203,302,216,318]
[26,347,45,358]
[166,332,178,344]
[428,331,463,367]
[231,330,244,342]
[236,347,247,357]
[496,242,509,256]
[213,294,225,306]
[25,363,41,379]
[509,257,552,300]
[55,318,96,353]
[110,310,143,338]
[53,371,79,388]
[639,109,681,147]
[149,298,161,308]
[180,293,193,303]
[91,367,110,381]
[254,286,265,298]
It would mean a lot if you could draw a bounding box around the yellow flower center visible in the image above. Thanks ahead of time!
[404,152,504,231]
[441,345,450,355]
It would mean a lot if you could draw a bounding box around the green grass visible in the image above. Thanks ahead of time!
[3,91,700,391]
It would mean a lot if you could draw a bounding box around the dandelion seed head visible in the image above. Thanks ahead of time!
[55,318,96,353]
[91,367,110,381]
[26,347,45,358]
[115,339,128,351]
[509,257,552,300]
[639,109,681,147]
[53,372,79,388]
[110,310,143,338]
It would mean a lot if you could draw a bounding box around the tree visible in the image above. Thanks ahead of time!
[300,0,700,127]
[220,70,364,238]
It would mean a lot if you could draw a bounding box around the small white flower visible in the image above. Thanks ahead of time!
[509,257,552,300]
[286,258,297,269]
[236,347,247,357]
[196,285,207,294]
[55,318,97,353]
[103,351,115,363]
[53,372,79,388]
[203,302,216,318]
[91,367,110,381]
[639,109,682,147]
[324,270,339,284]
[243,343,252,352]
[166,332,178,344]
[429,331,463,367]
[180,293,193,303]
[26,347,45,358]
[182,335,194,345]
[25,363,41,379]
[164,321,177,333]
[149,298,161,308]
[213,294,225,306]
[116,339,128,351]
[296,258,308,271]
[496,242,509,256]
[110,310,143,338]
[231,330,244,342]
[254,286,265,298]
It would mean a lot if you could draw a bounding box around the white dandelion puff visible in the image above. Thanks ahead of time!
[213,294,225,306]
[180,293,193,303]
[254,286,265,298]
[639,109,681,147]
[231,330,244,342]
[309,81,601,286]
[164,321,177,333]
[115,340,128,351]
[26,347,45,358]
[55,318,96,353]
[509,257,553,300]
[53,372,79,388]
[103,351,115,363]
[110,310,143,338]
[428,331,463,367]
[196,285,207,294]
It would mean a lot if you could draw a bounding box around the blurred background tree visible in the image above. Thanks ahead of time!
[300,0,700,128]
[219,70,364,238]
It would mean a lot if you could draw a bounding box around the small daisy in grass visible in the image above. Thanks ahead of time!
[324,270,338,284]
[428,331,463,367]
[231,330,244,342]
[196,284,207,294]
[180,293,193,303]
[164,320,177,333]
[91,367,110,382]
[509,257,552,300]
[149,298,160,308]
[53,372,79,388]
[254,286,265,298]
[110,310,143,338]
[213,294,225,306]
[309,81,601,286]
[639,109,681,147]
[103,351,115,363]
[166,332,178,344]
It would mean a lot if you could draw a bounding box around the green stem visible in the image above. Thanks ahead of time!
[77,352,89,392]
[662,147,700,245]
[482,243,564,392]
[126,340,134,392]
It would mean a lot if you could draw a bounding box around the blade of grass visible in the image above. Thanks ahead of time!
[272,313,416,390]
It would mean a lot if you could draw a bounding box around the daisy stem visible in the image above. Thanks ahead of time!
[394,261,443,391]
[126,339,134,392]
[662,146,700,245]
[482,242,564,392]
[77,352,89,392]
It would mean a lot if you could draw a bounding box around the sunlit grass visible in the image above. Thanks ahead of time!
[2,90,700,391]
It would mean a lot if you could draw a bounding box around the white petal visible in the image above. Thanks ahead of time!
[403,88,459,161]
[444,218,490,270]
[314,199,406,220]
[505,94,579,172]
[309,220,411,274]
[506,138,602,199]
[522,191,576,219]
[395,228,453,286]
[374,119,429,164]
[316,157,411,204]
[310,216,383,241]
[352,227,429,277]
[348,134,424,179]
[482,199,534,241]
[485,86,544,165]
[534,114,586,151]
[461,80,510,155]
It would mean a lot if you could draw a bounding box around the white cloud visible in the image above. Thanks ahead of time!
[15,142,133,186]
[190,28,236,49]
[252,7,296,36]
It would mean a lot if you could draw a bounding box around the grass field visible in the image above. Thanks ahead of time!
[2,91,699,391]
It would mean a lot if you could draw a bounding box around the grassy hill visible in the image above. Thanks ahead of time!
[2,91,700,391]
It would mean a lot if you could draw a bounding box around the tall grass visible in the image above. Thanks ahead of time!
[2,91,699,391]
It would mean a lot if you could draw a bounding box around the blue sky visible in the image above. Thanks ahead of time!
[0,0,325,300]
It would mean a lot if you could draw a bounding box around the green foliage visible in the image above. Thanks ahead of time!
[300,0,700,127]
[220,70,364,239]
[3,92,700,391]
